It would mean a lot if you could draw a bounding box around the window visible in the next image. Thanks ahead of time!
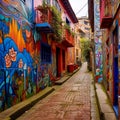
[41,43,51,64]
[44,0,50,5]
[85,27,90,30]
[52,0,61,12]
[66,18,70,26]
[84,21,88,25]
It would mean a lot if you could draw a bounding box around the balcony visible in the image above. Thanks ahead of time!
[35,6,53,33]
[100,0,113,29]
[62,29,75,47]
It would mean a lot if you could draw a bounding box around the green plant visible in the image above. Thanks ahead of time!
[37,3,63,42]
[64,23,71,33]
[71,31,75,36]
[37,0,50,13]
[42,0,49,8]
[51,6,63,42]
[64,23,75,36]
[80,37,91,62]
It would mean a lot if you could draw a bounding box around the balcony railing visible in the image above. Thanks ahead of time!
[100,0,113,28]
[35,6,53,33]
[35,6,52,24]
[62,29,75,47]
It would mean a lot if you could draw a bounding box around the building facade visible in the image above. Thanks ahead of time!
[77,17,91,39]
[74,23,81,66]
[89,0,120,118]
[100,0,120,118]
[0,0,77,111]
[74,17,91,68]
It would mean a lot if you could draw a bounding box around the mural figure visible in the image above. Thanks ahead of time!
[0,0,55,111]
[94,0,103,82]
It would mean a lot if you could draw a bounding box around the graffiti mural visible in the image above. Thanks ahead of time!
[94,0,103,82]
[119,26,120,81]
[0,0,53,111]
[0,0,34,28]
[0,0,35,110]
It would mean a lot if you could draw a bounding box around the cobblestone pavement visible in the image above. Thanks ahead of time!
[17,62,100,120]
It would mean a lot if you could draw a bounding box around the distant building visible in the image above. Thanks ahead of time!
[74,24,81,66]
[77,17,91,39]
[74,16,91,67]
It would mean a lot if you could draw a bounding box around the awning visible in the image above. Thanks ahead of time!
[35,22,53,33]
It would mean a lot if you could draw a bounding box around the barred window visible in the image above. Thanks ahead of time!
[41,43,51,64]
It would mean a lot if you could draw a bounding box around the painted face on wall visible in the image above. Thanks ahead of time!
[4,53,12,68]
[9,47,17,62]
[18,59,23,69]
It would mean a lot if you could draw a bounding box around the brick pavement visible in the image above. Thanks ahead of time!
[17,62,100,120]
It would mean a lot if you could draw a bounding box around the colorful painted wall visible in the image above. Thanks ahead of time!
[118,9,120,118]
[0,0,76,112]
[100,4,120,116]
[115,8,120,92]
[0,0,56,111]
[107,8,120,117]
[94,0,103,82]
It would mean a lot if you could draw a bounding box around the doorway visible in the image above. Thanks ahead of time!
[56,47,61,77]
[62,50,65,70]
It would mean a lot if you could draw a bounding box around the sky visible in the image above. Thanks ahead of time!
[69,0,88,18]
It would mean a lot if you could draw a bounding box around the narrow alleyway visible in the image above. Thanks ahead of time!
[17,62,100,120]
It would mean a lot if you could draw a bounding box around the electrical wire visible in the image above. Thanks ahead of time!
[75,3,88,15]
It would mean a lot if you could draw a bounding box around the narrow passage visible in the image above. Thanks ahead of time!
[17,62,100,120]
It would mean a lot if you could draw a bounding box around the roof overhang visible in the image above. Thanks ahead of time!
[60,0,78,23]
